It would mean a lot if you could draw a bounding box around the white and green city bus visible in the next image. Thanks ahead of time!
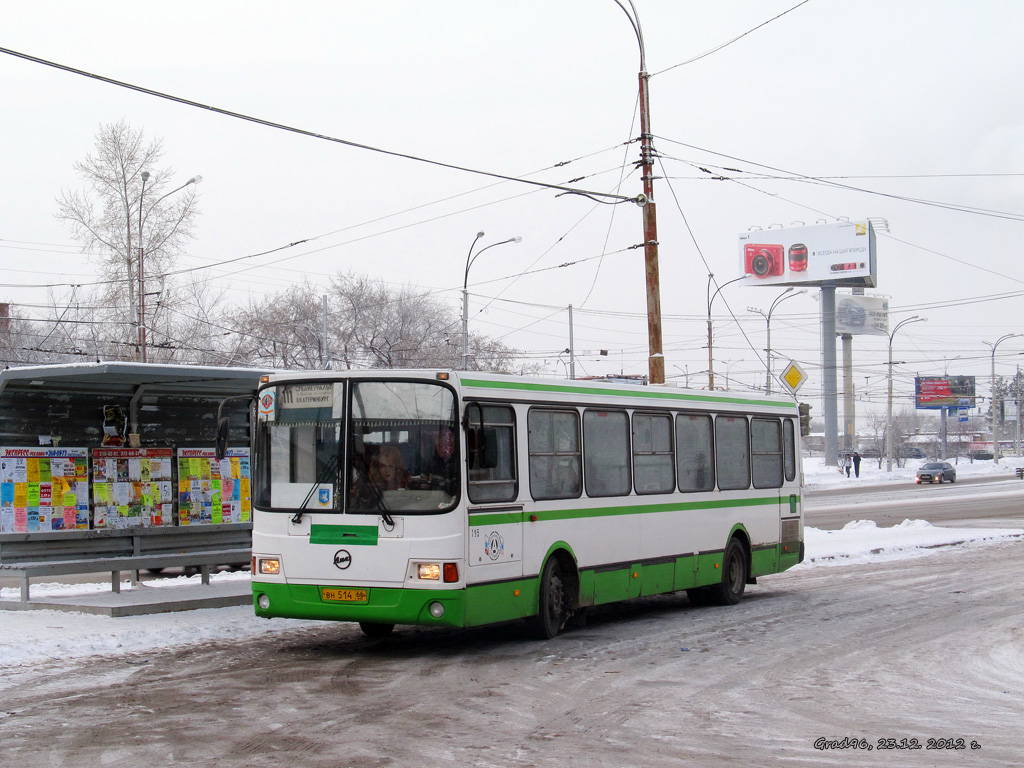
[247,370,804,638]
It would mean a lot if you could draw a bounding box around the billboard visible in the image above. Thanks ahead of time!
[836,295,889,336]
[915,376,976,409]
[738,221,877,288]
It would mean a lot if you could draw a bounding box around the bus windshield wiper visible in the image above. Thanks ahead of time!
[351,452,395,528]
[293,453,339,524]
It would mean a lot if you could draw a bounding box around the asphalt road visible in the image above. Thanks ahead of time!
[805,476,1024,530]
[1,540,1020,767]
[1,484,1022,768]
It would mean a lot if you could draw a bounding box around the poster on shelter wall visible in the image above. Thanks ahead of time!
[0,447,89,533]
[91,447,174,529]
[176,448,251,526]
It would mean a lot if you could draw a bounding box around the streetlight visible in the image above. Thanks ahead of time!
[716,359,738,390]
[983,333,1022,464]
[136,172,202,362]
[706,273,744,390]
[462,232,521,369]
[748,287,806,394]
[886,315,926,472]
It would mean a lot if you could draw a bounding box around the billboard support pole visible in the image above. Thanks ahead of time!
[842,333,855,453]
[821,287,839,466]
[941,406,948,460]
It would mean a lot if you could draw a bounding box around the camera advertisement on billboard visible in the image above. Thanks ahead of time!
[915,376,976,409]
[737,221,877,288]
[836,295,889,336]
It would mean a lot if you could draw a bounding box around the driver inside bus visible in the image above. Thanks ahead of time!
[409,428,457,494]
[369,445,409,491]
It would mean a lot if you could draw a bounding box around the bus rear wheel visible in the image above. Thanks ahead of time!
[534,557,569,639]
[359,621,395,638]
[708,538,748,606]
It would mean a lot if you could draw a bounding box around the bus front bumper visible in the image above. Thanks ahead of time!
[252,581,466,627]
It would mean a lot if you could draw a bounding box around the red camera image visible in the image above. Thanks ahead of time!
[788,243,807,272]
[744,244,785,278]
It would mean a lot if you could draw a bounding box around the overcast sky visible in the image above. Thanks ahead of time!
[2,1,1023,417]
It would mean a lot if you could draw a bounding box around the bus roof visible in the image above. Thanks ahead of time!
[261,369,799,414]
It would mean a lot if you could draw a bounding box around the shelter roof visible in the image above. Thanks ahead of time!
[0,362,274,400]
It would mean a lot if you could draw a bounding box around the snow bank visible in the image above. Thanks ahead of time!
[796,518,1022,568]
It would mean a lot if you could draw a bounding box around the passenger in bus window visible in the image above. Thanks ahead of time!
[370,445,409,490]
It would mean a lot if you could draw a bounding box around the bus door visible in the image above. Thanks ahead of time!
[780,418,802,558]
[751,416,793,566]
[465,403,523,579]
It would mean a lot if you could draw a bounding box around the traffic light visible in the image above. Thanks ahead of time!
[798,402,812,437]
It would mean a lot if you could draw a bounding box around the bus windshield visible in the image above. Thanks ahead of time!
[348,380,459,514]
[254,378,458,515]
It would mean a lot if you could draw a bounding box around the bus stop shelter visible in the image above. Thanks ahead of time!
[0,361,272,612]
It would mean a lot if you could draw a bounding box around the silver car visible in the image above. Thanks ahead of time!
[915,462,956,484]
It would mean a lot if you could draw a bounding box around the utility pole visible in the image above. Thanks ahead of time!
[637,44,663,384]
[617,0,664,385]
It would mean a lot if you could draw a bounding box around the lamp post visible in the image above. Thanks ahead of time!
[462,232,521,369]
[136,173,202,362]
[706,273,744,390]
[749,287,806,394]
[886,315,925,472]
[722,359,738,391]
[984,333,1021,464]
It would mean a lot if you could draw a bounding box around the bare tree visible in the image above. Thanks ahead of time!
[228,281,332,370]
[56,120,200,360]
[225,274,534,374]
[0,303,62,366]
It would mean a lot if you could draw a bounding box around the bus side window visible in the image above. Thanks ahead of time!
[751,418,783,489]
[632,412,674,494]
[467,404,518,503]
[584,410,631,497]
[783,418,797,482]
[677,413,714,492]
[528,408,582,500]
[715,415,751,491]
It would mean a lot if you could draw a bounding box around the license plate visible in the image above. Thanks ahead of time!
[321,587,368,603]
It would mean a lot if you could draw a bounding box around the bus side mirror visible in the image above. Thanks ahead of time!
[215,416,230,462]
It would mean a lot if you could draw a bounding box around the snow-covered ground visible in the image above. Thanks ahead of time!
[1,456,1022,670]
[801,451,1024,489]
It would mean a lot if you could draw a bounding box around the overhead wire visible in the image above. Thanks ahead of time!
[0,45,641,207]
[650,0,814,77]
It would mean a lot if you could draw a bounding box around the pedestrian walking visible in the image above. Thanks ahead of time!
[852,451,861,478]
[840,453,850,477]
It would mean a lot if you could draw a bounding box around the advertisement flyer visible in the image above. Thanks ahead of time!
[0,447,89,533]
[91,447,174,529]
[177,448,251,525]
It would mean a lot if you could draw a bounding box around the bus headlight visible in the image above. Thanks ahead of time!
[414,562,459,582]
[257,594,270,610]
[429,601,445,618]
[417,563,441,580]
[258,557,281,575]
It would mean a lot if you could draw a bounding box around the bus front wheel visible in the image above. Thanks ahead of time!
[534,557,569,639]
[708,538,748,606]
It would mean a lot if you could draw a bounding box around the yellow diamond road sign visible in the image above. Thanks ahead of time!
[780,360,807,395]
